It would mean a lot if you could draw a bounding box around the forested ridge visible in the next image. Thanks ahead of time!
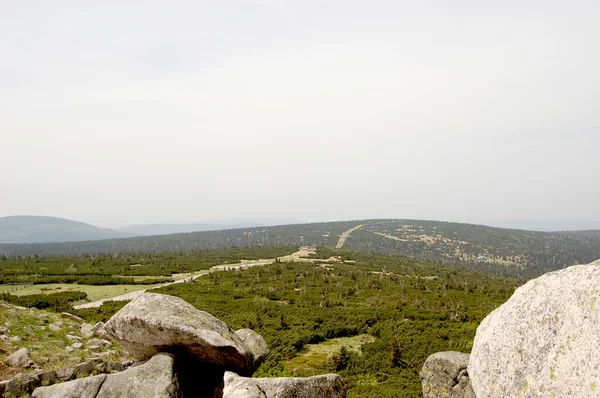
[1,219,599,279]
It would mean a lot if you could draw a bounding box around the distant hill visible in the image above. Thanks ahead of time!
[1,218,600,279]
[0,216,126,243]
[116,218,299,236]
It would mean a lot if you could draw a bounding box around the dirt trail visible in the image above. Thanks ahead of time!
[336,224,364,248]
[73,247,331,309]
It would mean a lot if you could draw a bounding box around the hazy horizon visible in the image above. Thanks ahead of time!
[2,1,599,229]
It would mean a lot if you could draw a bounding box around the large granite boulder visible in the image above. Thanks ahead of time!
[222,371,347,398]
[420,351,475,398]
[104,293,257,373]
[234,329,270,371]
[96,353,180,397]
[32,374,107,398]
[469,262,600,398]
[32,353,180,398]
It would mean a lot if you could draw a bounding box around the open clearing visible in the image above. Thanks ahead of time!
[0,283,162,302]
[284,334,376,374]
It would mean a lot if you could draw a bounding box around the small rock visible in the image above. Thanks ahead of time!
[107,361,125,372]
[80,323,94,338]
[48,323,61,332]
[35,370,57,386]
[56,366,75,381]
[5,347,34,368]
[74,361,95,376]
[87,338,102,346]
[71,342,83,349]
[0,326,9,334]
[65,334,82,342]
[14,372,41,391]
[61,312,84,322]
[420,351,470,398]
[10,336,22,342]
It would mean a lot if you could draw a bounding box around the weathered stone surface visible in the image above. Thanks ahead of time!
[469,262,600,398]
[81,323,94,338]
[5,347,34,368]
[32,374,106,398]
[234,329,270,371]
[222,371,347,398]
[96,353,180,398]
[420,351,471,398]
[92,322,110,339]
[56,366,75,381]
[104,293,252,371]
[61,312,84,322]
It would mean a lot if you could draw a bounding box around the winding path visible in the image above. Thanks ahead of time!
[336,224,364,249]
[73,247,328,309]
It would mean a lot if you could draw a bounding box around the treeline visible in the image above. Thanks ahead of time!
[1,290,87,312]
[0,246,298,284]
[2,219,599,280]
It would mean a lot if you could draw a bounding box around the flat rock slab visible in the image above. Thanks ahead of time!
[32,354,180,398]
[96,353,180,398]
[469,263,600,398]
[104,293,253,372]
[32,374,107,398]
[222,371,347,398]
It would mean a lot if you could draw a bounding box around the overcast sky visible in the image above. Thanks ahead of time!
[1,1,599,229]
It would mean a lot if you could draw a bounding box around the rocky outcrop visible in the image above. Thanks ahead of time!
[104,293,263,374]
[234,329,270,371]
[30,292,345,398]
[222,371,347,398]
[419,352,474,398]
[422,261,600,398]
[468,263,600,397]
[32,353,179,398]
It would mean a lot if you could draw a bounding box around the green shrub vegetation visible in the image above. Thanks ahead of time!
[149,249,517,397]
[1,290,87,312]
[0,245,519,396]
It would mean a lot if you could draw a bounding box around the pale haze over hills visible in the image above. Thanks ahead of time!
[1,1,599,228]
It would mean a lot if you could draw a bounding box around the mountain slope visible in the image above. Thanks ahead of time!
[117,218,301,236]
[117,223,261,236]
[0,216,126,243]
[1,219,599,279]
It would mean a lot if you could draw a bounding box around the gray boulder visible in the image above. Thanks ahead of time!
[469,262,600,398]
[222,371,347,398]
[81,323,94,338]
[420,351,474,398]
[32,374,107,398]
[96,353,180,398]
[104,293,254,372]
[5,347,34,368]
[234,329,270,372]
